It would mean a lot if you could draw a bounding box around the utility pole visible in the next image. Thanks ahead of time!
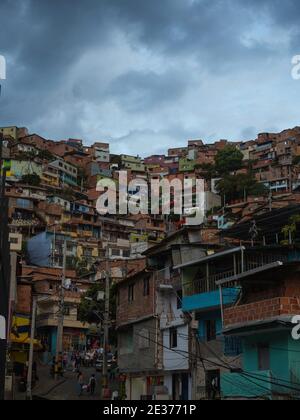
[55,240,67,379]
[102,260,110,396]
[26,295,37,400]
[0,133,10,400]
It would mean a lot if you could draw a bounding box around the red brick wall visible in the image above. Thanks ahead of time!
[98,259,146,282]
[116,273,155,327]
[201,228,220,244]
[16,285,32,314]
[224,297,300,327]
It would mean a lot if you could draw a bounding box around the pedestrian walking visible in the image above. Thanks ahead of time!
[50,356,56,378]
[63,352,68,370]
[77,371,84,397]
[89,374,96,396]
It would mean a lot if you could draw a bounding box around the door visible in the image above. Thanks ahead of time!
[181,373,189,400]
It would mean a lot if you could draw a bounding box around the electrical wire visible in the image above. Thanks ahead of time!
[133,330,300,396]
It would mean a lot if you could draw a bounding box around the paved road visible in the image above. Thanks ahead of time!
[14,363,104,400]
[15,360,120,401]
[46,369,103,400]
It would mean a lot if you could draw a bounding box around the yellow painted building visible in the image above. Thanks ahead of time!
[10,316,41,364]
[0,126,28,140]
[41,171,60,187]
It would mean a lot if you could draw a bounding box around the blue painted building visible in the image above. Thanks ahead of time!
[218,248,300,400]
[176,247,244,400]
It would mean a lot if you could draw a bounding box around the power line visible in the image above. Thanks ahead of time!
[134,330,300,396]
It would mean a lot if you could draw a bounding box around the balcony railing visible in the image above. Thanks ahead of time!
[154,267,181,289]
[184,252,290,297]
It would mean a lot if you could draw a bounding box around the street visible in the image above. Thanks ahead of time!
[16,363,109,401]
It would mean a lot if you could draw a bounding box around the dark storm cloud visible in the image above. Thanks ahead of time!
[0,0,300,154]
[107,70,188,112]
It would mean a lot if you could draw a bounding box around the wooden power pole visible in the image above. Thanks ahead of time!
[55,240,67,378]
[0,134,10,400]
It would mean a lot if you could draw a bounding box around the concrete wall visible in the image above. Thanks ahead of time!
[118,318,157,373]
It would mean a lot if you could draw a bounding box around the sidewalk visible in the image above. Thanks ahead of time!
[14,363,66,400]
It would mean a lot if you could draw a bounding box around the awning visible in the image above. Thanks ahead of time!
[10,316,42,349]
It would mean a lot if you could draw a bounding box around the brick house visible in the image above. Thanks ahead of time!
[116,268,163,400]
[218,246,300,399]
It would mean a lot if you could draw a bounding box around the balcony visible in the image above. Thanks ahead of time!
[36,315,87,329]
[11,216,40,227]
[154,267,182,289]
[183,288,240,312]
[81,231,93,238]
[184,251,290,297]
[224,297,300,329]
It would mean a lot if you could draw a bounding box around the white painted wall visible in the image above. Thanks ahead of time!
[158,285,190,372]
[163,324,189,371]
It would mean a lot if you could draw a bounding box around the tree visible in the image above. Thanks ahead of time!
[195,163,218,180]
[215,145,244,175]
[282,214,300,243]
[37,149,54,162]
[216,174,268,202]
[78,282,117,345]
[21,173,41,186]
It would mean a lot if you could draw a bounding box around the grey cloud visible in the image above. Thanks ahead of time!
[0,0,300,154]
[107,70,188,112]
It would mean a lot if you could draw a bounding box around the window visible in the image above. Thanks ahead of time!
[143,277,150,296]
[258,344,270,371]
[128,284,135,303]
[206,320,217,342]
[170,328,178,349]
[112,249,121,257]
[177,290,183,309]
[64,306,71,316]
[123,250,131,258]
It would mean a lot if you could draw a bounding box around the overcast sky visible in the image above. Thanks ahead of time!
[0,0,300,156]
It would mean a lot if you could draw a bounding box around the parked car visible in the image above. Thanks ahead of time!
[95,356,112,372]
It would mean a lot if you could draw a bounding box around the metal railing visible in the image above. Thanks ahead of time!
[184,252,290,296]
[154,267,181,288]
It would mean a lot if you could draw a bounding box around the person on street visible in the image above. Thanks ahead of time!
[89,374,96,396]
[50,357,56,378]
[63,353,68,371]
[77,371,84,397]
